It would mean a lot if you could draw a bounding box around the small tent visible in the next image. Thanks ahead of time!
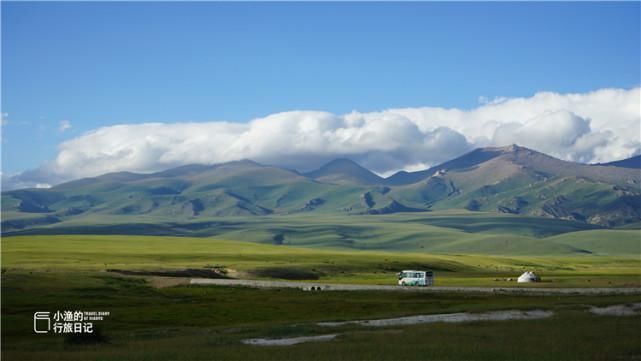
[517,271,540,283]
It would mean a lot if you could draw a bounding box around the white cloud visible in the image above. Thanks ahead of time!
[59,120,72,132]
[3,87,640,190]
[491,110,595,162]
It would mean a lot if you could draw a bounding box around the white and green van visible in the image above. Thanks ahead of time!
[398,270,433,286]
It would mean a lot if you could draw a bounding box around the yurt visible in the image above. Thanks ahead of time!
[517,271,540,283]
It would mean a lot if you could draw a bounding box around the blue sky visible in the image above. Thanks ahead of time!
[1,2,640,182]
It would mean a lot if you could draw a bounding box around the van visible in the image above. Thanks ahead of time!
[398,270,433,286]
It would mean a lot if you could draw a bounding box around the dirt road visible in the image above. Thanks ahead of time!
[189,278,641,295]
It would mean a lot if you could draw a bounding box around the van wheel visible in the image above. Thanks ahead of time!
[401,282,406,286]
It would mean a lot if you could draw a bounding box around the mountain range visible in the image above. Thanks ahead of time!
[2,145,640,233]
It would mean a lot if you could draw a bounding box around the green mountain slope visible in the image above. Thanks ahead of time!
[2,160,373,223]
[304,158,385,185]
[2,145,640,237]
[389,145,641,226]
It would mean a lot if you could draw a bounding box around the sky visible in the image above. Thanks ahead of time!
[1,2,640,189]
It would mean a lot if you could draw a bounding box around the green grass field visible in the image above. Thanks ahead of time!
[5,311,640,361]
[5,211,640,256]
[2,269,640,361]
[3,234,641,287]
[2,233,640,360]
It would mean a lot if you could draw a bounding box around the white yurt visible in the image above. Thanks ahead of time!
[517,271,540,283]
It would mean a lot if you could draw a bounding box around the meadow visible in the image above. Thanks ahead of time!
[2,229,640,360]
[2,269,640,360]
[4,211,640,255]
[3,234,641,287]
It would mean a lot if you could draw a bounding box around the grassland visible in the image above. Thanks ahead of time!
[5,211,640,256]
[2,234,641,360]
[2,270,641,361]
[3,234,641,287]
[5,311,641,361]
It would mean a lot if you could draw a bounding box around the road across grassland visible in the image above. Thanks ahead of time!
[190,278,641,295]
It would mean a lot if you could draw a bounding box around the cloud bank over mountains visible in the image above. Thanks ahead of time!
[4,87,640,190]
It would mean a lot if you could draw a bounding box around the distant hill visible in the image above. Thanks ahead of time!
[2,145,640,235]
[390,145,640,226]
[596,155,641,169]
[385,146,508,185]
[304,158,385,185]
